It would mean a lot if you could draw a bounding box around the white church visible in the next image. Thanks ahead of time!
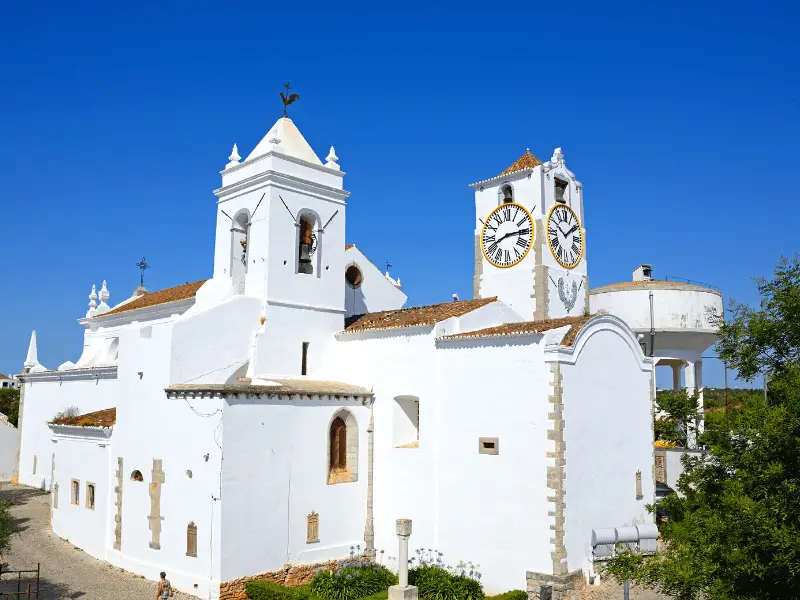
[14,106,722,600]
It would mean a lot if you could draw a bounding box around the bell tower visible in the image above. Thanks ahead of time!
[212,109,349,377]
[470,148,589,321]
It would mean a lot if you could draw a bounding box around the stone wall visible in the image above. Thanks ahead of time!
[527,569,584,600]
[219,559,341,600]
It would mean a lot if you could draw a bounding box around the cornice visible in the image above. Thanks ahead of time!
[469,167,537,189]
[215,169,350,203]
[335,324,434,340]
[49,424,114,443]
[19,366,117,382]
[80,297,196,328]
[165,389,371,404]
[221,149,346,179]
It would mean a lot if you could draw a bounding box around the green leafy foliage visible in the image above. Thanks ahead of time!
[408,551,484,600]
[486,591,527,600]
[602,255,800,600]
[245,581,311,600]
[0,500,14,556]
[0,388,20,427]
[310,561,396,600]
[654,388,699,446]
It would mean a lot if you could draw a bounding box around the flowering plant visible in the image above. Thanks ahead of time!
[408,550,484,600]
[310,545,397,600]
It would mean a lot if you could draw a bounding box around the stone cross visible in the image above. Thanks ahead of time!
[389,519,417,600]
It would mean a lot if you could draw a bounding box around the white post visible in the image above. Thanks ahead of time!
[389,519,418,600]
[671,362,682,391]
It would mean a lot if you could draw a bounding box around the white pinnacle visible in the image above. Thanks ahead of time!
[96,280,111,315]
[227,143,241,168]
[24,330,39,368]
[325,146,340,171]
[87,284,98,318]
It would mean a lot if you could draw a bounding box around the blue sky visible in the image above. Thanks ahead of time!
[1,1,797,387]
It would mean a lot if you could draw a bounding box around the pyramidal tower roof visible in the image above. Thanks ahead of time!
[500,149,542,176]
[246,117,322,165]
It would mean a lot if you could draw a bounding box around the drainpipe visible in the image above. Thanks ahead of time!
[649,291,655,357]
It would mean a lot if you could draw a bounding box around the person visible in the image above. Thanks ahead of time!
[157,572,174,598]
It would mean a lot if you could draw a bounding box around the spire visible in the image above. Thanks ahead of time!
[226,143,241,168]
[96,280,111,315]
[86,284,98,318]
[24,331,39,368]
[325,146,340,171]
[246,117,322,165]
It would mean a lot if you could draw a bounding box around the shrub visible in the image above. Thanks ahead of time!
[52,406,80,422]
[0,500,14,556]
[310,548,397,600]
[487,591,527,600]
[408,551,484,600]
[245,580,311,600]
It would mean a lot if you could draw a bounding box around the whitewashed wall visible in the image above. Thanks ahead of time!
[0,421,18,481]
[50,428,112,560]
[343,246,407,317]
[555,317,654,576]
[434,337,553,592]
[110,312,226,600]
[18,373,118,490]
[220,397,370,582]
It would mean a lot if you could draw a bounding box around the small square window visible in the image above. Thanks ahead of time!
[478,437,499,455]
[71,479,80,506]
[86,483,96,510]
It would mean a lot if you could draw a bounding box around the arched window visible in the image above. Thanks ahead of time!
[555,178,569,204]
[501,185,514,204]
[130,470,144,482]
[298,214,316,275]
[327,410,358,484]
[231,210,250,294]
[329,417,347,472]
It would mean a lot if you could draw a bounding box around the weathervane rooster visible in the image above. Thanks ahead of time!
[280,81,300,117]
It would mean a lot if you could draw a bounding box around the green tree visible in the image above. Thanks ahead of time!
[0,388,20,427]
[601,256,800,600]
[654,389,699,446]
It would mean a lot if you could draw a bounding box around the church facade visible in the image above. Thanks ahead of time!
[16,114,656,599]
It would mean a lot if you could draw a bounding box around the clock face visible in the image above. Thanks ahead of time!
[480,203,534,268]
[547,204,583,268]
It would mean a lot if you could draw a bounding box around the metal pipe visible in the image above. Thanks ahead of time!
[649,291,655,357]
[624,580,630,600]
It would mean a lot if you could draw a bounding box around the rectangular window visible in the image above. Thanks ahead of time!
[301,342,309,376]
[71,479,80,506]
[478,437,500,455]
[393,396,420,448]
[86,483,96,510]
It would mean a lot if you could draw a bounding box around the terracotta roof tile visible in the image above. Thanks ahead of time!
[440,314,592,346]
[345,244,355,250]
[52,407,116,428]
[500,149,542,176]
[344,297,497,333]
[97,280,207,317]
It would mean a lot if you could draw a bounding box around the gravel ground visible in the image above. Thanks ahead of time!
[0,482,191,600]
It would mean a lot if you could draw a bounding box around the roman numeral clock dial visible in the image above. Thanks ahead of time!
[547,204,583,269]
[480,203,534,268]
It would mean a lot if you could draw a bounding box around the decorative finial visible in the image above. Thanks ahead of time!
[551,147,565,165]
[280,81,300,118]
[86,284,98,318]
[136,256,150,287]
[96,280,110,315]
[227,143,241,168]
[325,146,340,171]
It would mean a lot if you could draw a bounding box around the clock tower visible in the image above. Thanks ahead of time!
[470,147,589,321]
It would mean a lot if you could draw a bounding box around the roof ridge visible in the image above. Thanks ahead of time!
[344,297,498,333]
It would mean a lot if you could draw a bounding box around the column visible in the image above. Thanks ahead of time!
[389,519,418,600]
[685,361,696,448]
[671,363,682,391]
[695,360,704,439]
